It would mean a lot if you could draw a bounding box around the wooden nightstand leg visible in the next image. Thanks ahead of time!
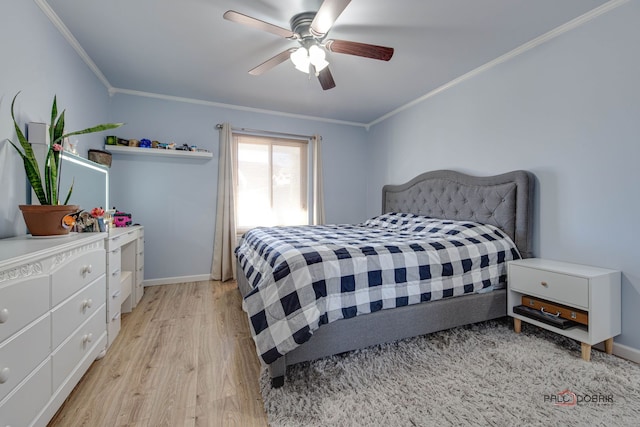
[604,338,614,355]
[581,342,591,361]
[514,318,521,334]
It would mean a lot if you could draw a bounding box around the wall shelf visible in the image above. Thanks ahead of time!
[106,145,213,159]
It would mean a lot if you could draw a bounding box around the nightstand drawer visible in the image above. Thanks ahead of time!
[509,264,588,309]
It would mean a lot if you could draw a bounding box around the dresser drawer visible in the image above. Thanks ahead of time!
[107,263,122,303]
[108,276,122,319]
[0,358,52,427]
[107,247,121,274]
[52,305,106,391]
[51,248,105,306]
[108,310,121,345]
[51,276,106,349]
[0,274,49,342]
[0,314,50,402]
[106,230,136,251]
[509,264,589,309]
[136,263,144,285]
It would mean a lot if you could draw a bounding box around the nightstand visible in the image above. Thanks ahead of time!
[507,258,621,361]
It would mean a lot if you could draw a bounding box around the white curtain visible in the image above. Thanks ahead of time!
[211,123,237,281]
[312,134,325,225]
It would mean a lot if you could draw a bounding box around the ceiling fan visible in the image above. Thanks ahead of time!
[223,0,394,90]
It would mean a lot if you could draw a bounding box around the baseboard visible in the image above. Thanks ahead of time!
[593,341,640,364]
[611,342,640,364]
[143,274,212,287]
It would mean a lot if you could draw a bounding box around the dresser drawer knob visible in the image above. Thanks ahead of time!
[82,333,94,346]
[0,367,9,384]
[82,299,94,312]
[540,281,548,287]
[0,308,8,324]
[82,264,93,275]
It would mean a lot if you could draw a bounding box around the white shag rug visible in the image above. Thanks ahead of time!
[260,319,640,427]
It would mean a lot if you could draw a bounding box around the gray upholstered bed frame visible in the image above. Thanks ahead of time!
[236,169,535,387]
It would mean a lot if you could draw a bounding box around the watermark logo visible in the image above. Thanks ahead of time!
[544,389,614,406]
[547,389,577,407]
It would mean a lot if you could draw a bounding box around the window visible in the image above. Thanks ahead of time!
[234,134,309,231]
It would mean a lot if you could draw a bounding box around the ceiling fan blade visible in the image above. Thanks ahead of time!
[223,10,296,39]
[325,39,394,61]
[310,0,351,37]
[249,49,296,76]
[316,66,336,90]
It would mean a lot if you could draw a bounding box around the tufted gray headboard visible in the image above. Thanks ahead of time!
[382,170,534,258]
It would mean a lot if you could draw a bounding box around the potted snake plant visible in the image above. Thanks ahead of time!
[6,92,123,235]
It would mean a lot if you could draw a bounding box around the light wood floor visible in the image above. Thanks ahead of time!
[48,281,269,427]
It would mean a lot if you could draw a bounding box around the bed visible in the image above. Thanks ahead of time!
[236,169,534,387]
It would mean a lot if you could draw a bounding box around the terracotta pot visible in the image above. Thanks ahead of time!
[19,204,80,236]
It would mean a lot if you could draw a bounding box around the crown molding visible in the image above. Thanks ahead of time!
[36,0,368,129]
[37,0,626,131]
[366,0,629,128]
[34,0,113,91]
[109,87,368,128]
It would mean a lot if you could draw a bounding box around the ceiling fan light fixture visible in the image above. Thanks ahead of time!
[225,1,394,89]
[290,46,311,73]
[308,45,329,72]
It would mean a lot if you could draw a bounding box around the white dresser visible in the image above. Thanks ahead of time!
[0,233,107,427]
[105,226,144,348]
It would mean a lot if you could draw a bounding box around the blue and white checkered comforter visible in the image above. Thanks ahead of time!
[235,213,520,364]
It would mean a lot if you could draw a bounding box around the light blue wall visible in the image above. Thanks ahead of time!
[0,0,111,238]
[1,1,369,279]
[105,94,368,282]
[366,2,640,350]
[4,0,637,353]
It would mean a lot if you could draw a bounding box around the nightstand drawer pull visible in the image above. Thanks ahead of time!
[540,281,548,287]
[540,307,560,317]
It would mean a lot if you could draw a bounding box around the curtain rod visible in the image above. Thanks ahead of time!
[215,124,314,141]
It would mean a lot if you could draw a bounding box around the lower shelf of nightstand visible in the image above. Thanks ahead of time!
[511,315,613,361]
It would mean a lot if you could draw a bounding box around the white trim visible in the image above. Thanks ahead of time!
[611,342,640,364]
[366,0,629,128]
[38,0,627,130]
[35,0,113,91]
[594,341,640,364]
[142,274,211,287]
[109,88,367,128]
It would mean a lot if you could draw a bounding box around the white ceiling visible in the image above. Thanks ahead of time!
[43,0,610,126]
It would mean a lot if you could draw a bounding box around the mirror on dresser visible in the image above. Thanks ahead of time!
[27,122,109,213]
[56,151,109,213]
